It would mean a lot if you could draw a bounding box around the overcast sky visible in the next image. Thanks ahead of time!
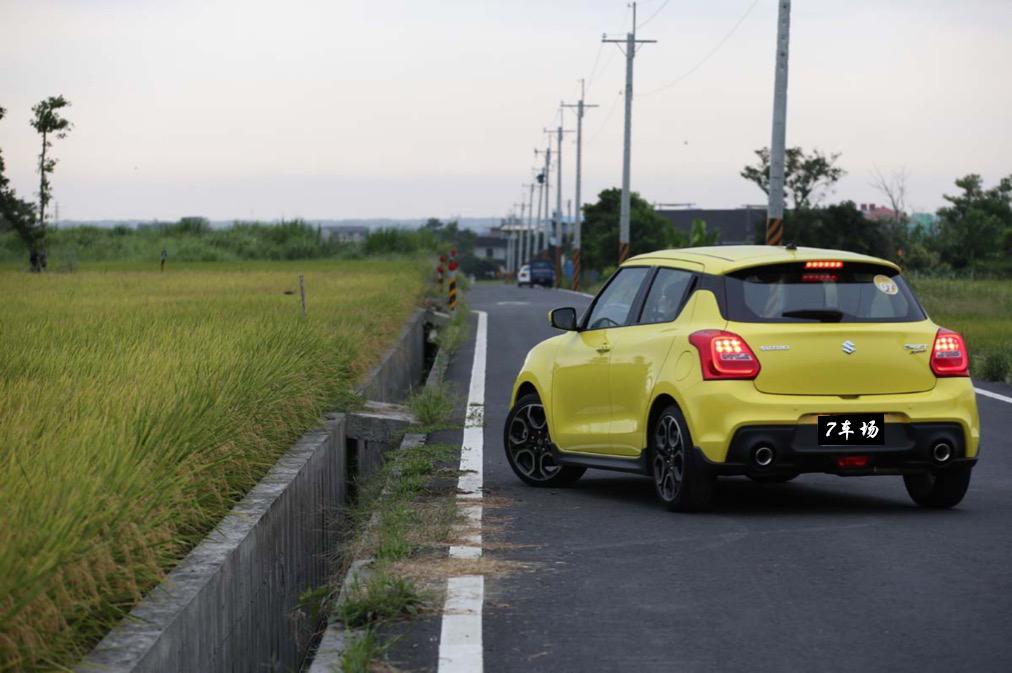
[1,0,1010,222]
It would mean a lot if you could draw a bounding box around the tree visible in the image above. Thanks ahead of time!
[0,106,41,268]
[933,174,1012,272]
[581,188,678,271]
[689,218,719,247]
[752,201,896,260]
[741,147,845,211]
[870,167,909,223]
[30,95,72,270]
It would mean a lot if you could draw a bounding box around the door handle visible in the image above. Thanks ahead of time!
[596,343,611,354]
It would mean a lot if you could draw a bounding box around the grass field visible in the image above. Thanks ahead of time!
[0,258,426,672]
[910,278,1012,382]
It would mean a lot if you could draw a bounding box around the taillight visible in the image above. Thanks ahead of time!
[804,260,843,269]
[689,330,761,380]
[930,328,969,377]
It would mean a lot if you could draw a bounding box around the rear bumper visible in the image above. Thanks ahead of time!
[708,422,976,477]
[679,377,980,463]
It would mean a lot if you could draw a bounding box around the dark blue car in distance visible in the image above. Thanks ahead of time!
[518,259,556,288]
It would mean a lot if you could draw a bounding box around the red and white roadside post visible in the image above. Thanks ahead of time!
[447,249,458,311]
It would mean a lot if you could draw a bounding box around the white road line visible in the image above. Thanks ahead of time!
[557,288,594,299]
[438,576,484,673]
[439,310,487,673]
[975,387,1012,405]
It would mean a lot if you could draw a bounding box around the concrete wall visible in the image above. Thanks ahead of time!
[78,309,435,673]
[79,417,347,673]
[357,309,427,403]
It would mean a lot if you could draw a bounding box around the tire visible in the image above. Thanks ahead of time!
[504,393,586,487]
[748,473,799,484]
[649,404,714,511]
[903,466,972,508]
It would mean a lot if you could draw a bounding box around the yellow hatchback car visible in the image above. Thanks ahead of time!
[505,245,980,511]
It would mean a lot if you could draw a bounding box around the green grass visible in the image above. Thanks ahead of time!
[0,258,426,672]
[340,628,387,673]
[339,573,424,628]
[335,430,462,670]
[406,382,458,432]
[910,277,1012,382]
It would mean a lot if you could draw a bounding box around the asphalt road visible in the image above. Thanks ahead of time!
[392,283,1012,673]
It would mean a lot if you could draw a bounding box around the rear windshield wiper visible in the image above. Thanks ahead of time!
[781,309,844,322]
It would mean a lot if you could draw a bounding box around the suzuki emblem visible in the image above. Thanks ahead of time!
[842,340,856,355]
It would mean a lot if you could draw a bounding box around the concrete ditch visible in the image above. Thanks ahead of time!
[78,308,444,673]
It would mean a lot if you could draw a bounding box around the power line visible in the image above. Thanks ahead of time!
[640,0,760,97]
[585,90,623,144]
[636,0,672,30]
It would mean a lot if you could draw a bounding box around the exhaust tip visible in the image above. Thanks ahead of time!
[932,442,953,463]
[753,445,775,468]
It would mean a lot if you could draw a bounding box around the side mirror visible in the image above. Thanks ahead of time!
[549,307,579,331]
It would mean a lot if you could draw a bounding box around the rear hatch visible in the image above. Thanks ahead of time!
[724,261,937,395]
[529,260,555,280]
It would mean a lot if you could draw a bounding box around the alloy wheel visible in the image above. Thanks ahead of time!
[653,414,685,502]
[507,403,562,481]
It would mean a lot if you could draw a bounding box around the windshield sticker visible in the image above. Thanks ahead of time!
[873,274,898,295]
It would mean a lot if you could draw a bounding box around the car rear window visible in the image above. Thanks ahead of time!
[724,262,925,323]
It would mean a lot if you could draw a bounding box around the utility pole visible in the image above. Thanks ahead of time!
[766,0,791,246]
[505,212,515,279]
[514,202,524,277]
[604,2,656,263]
[524,181,535,265]
[535,143,552,255]
[543,145,551,255]
[545,121,573,286]
[563,79,597,290]
[534,151,546,255]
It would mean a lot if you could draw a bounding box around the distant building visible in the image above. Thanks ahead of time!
[321,225,369,243]
[858,203,900,222]
[655,207,766,245]
[475,235,507,263]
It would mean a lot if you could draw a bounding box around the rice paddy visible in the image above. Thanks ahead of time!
[0,258,425,672]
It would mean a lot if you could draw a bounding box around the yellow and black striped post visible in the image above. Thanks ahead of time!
[618,241,630,264]
[447,254,458,312]
[572,248,581,291]
[765,217,783,246]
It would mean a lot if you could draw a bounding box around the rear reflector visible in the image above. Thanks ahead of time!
[836,455,869,469]
[689,330,761,380]
[931,328,969,377]
[805,260,844,269]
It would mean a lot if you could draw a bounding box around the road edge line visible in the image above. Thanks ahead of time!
[975,386,1012,405]
[438,309,487,673]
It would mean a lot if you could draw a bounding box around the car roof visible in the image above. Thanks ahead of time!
[623,245,900,275]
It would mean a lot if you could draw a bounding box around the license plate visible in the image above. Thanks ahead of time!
[817,413,885,446]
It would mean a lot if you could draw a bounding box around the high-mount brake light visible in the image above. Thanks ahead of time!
[804,260,844,269]
[802,273,838,283]
[931,328,969,377]
[689,330,761,380]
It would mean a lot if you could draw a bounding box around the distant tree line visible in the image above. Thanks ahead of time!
[740,146,1012,276]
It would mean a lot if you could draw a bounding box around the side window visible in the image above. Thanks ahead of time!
[586,267,650,329]
[640,268,694,324]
